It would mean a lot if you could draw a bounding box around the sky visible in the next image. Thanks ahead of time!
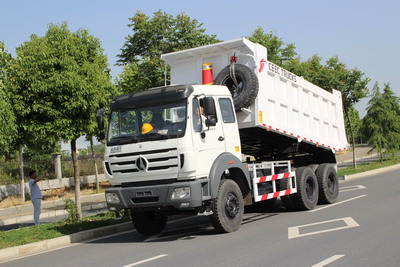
[1,0,399,148]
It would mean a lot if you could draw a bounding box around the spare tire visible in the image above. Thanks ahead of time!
[214,64,258,111]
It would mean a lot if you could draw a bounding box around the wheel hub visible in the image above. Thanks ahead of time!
[225,192,239,218]
[223,76,245,99]
[328,173,336,194]
[305,177,315,199]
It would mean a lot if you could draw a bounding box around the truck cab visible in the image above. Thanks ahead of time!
[103,85,251,234]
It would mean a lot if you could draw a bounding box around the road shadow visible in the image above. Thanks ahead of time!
[87,200,297,244]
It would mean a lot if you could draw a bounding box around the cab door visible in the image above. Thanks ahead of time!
[191,97,226,178]
[217,97,242,159]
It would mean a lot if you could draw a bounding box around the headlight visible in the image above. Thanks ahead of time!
[106,193,120,204]
[171,187,191,200]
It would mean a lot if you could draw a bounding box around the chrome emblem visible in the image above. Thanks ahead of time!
[136,155,148,171]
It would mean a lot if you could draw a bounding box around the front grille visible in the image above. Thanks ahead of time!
[113,169,139,174]
[109,148,177,158]
[148,165,178,171]
[109,148,178,175]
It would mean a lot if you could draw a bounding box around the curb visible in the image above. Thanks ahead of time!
[340,163,400,181]
[0,202,107,226]
[0,221,133,263]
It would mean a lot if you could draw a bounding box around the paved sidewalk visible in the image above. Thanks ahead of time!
[335,146,375,164]
[0,193,106,227]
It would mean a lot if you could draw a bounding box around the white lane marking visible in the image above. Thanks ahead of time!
[312,255,345,267]
[123,254,168,267]
[308,194,367,213]
[340,185,366,192]
[288,217,359,239]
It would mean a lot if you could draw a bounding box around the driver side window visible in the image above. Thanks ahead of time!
[192,99,202,132]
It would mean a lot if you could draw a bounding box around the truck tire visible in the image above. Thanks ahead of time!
[274,168,296,211]
[291,167,319,210]
[308,164,319,173]
[131,211,167,236]
[316,164,339,204]
[210,179,244,233]
[214,64,259,111]
[279,180,296,211]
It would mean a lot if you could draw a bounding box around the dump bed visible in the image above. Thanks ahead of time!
[162,38,348,157]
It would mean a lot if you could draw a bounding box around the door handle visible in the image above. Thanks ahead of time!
[218,136,224,141]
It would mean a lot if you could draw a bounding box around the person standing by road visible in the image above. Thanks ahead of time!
[28,170,43,225]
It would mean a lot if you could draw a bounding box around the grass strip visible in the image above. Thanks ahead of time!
[338,156,400,176]
[0,212,130,249]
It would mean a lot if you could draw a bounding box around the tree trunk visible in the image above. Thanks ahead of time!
[19,144,25,202]
[71,139,82,219]
[89,136,100,193]
[344,105,357,168]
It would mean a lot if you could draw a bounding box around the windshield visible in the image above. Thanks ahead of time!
[107,101,187,146]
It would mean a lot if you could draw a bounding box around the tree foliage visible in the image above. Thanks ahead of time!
[0,42,17,154]
[117,10,219,93]
[10,23,114,144]
[362,82,400,159]
[248,26,297,65]
[10,23,115,217]
[344,106,361,144]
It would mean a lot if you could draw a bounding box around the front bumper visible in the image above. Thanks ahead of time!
[105,180,207,212]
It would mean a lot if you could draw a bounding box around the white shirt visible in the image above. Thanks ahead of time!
[29,178,42,199]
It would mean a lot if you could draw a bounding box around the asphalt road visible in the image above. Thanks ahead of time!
[2,169,400,267]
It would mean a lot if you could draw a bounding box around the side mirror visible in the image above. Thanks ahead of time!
[96,109,105,130]
[205,117,217,127]
[203,97,216,117]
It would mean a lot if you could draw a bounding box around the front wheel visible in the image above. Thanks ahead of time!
[210,179,244,233]
[131,211,167,236]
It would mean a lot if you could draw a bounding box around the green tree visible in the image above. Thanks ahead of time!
[344,106,361,144]
[10,23,114,218]
[117,10,219,93]
[0,42,17,154]
[380,83,400,156]
[363,82,400,160]
[248,26,297,65]
[362,82,385,160]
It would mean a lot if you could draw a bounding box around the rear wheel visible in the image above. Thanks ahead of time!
[210,179,244,233]
[291,167,319,210]
[308,164,319,173]
[131,211,167,236]
[316,164,339,204]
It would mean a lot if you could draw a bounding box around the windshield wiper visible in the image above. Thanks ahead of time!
[142,131,174,140]
[110,136,141,145]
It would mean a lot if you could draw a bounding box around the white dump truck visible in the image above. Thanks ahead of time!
[97,38,348,235]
